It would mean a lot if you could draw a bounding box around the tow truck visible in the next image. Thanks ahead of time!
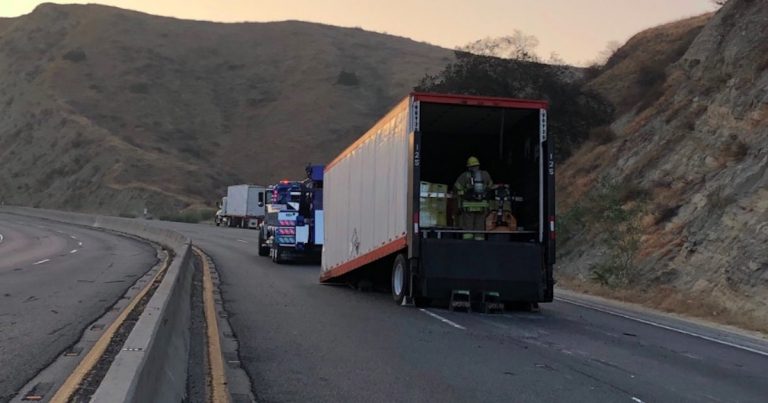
[258,165,324,263]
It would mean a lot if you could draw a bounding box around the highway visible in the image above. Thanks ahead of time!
[0,213,157,402]
[154,221,768,403]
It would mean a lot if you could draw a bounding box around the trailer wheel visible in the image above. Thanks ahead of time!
[258,231,269,257]
[391,254,409,305]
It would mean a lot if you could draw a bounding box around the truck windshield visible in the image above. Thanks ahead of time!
[271,184,302,205]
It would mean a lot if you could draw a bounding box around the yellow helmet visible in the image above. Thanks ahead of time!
[466,156,480,167]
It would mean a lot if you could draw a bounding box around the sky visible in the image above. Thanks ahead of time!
[1,1,718,65]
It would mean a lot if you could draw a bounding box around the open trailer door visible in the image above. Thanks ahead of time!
[409,93,552,304]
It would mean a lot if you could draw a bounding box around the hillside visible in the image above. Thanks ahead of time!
[0,3,452,215]
[558,0,768,331]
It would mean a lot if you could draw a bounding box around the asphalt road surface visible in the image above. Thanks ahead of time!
[0,213,157,402]
[146,221,768,402]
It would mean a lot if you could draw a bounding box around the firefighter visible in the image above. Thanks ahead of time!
[454,156,493,239]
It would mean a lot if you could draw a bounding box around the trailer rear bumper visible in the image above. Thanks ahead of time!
[418,239,548,303]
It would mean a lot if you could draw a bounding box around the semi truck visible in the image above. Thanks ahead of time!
[216,184,267,229]
[258,165,324,263]
[321,92,555,309]
[215,197,228,226]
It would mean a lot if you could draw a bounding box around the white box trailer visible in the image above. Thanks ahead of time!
[222,184,266,229]
[321,92,555,307]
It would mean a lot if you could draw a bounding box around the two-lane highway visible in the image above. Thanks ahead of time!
[0,213,158,402]
[152,220,768,402]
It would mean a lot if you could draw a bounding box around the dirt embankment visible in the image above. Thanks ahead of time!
[557,0,768,334]
[0,3,452,216]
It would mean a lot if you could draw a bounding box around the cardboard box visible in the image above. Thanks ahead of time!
[419,182,449,227]
[430,183,448,194]
[420,210,436,227]
[420,181,431,195]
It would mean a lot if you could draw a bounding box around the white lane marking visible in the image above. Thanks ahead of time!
[70,235,78,239]
[557,297,768,358]
[237,239,248,244]
[70,249,78,254]
[33,259,51,265]
[632,397,644,403]
[78,241,83,246]
[55,230,65,234]
[419,309,466,330]
[0,233,4,244]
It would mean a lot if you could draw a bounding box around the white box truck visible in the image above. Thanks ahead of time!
[218,185,266,229]
[321,93,555,308]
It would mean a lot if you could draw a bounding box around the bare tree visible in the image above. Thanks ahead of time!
[597,40,622,65]
[548,51,566,65]
[457,30,541,62]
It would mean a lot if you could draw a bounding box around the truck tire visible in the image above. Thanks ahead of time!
[391,254,409,305]
[258,231,269,257]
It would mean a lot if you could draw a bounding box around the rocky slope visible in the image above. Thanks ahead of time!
[0,3,451,215]
[558,0,768,330]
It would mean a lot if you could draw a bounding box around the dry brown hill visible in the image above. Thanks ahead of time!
[0,3,452,215]
[558,0,768,331]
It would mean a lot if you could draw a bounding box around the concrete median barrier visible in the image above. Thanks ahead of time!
[0,206,194,402]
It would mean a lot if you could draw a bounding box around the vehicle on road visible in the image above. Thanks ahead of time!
[321,92,555,308]
[216,185,266,229]
[215,196,228,226]
[258,165,324,263]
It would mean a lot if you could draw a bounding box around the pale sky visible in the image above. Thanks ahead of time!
[1,1,717,65]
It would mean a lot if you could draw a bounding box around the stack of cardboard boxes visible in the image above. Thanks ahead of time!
[419,181,449,227]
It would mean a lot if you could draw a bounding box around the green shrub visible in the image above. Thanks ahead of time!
[415,50,614,161]
[558,203,587,247]
[197,208,217,221]
[655,204,681,224]
[336,70,359,86]
[707,186,735,211]
[723,135,748,161]
[129,82,150,94]
[589,126,617,145]
[559,178,646,286]
[63,49,87,63]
